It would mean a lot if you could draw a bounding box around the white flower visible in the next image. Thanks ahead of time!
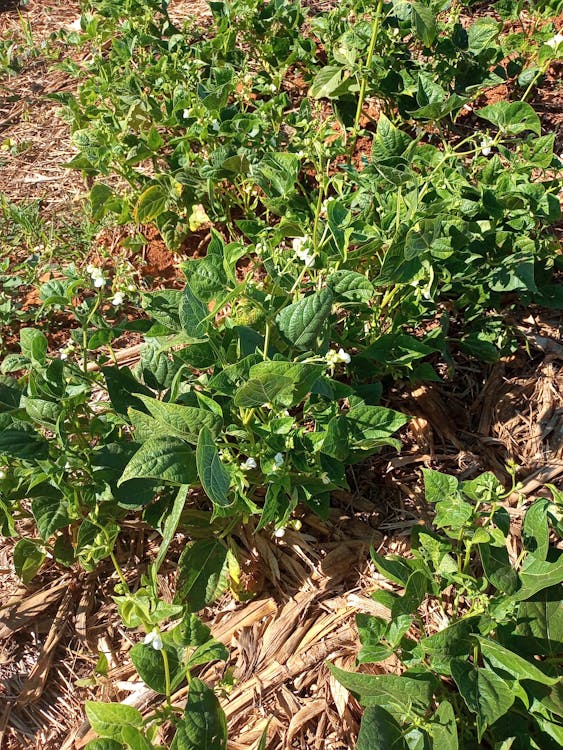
[242,457,257,470]
[86,263,97,275]
[268,83,277,93]
[0,469,6,480]
[293,236,315,267]
[68,18,82,32]
[480,137,493,156]
[93,275,106,288]
[273,452,284,467]
[143,629,163,651]
[59,351,68,360]
[546,32,563,49]
[273,527,286,538]
[326,348,351,366]
[183,109,190,119]
[320,472,330,485]
[111,291,125,306]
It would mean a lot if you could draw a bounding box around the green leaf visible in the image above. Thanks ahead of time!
[309,65,345,99]
[20,328,48,367]
[372,114,413,161]
[347,405,408,443]
[356,706,408,750]
[516,555,563,600]
[478,102,541,136]
[254,152,300,198]
[196,427,231,511]
[479,543,519,594]
[233,375,293,408]
[276,288,333,350]
[121,726,153,750]
[90,183,114,221]
[130,642,184,694]
[477,637,558,686]
[134,395,222,444]
[322,416,349,460]
[85,740,123,750]
[522,499,550,561]
[32,494,71,541]
[515,589,563,658]
[411,2,437,47]
[391,570,428,618]
[175,539,229,612]
[134,185,167,223]
[422,469,458,504]
[327,270,374,303]
[0,428,49,460]
[154,485,189,574]
[171,678,227,750]
[451,660,514,741]
[13,538,45,584]
[118,438,197,486]
[429,701,458,750]
[328,664,434,715]
[179,284,208,340]
[248,361,325,407]
[174,613,212,648]
[85,702,143,741]
[421,616,482,674]
[185,639,229,670]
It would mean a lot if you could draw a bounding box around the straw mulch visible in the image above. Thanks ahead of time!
[0,2,562,749]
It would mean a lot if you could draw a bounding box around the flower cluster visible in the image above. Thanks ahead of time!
[143,628,163,650]
[326,348,351,366]
[546,32,563,50]
[86,263,106,288]
[59,341,76,360]
[292,236,315,267]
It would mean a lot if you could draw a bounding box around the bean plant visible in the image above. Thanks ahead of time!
[1,0,562,748]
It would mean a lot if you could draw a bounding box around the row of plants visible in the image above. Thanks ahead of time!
[0,0,562,748]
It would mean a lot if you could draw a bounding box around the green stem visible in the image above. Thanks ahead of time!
[349,0,384,157]
[161,647,172,708]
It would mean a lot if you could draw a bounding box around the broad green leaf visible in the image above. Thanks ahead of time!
[154,485,189,574]
[372,114,413,161]
[24,397,61,427]
[135,395,221,443]
[254,153,299,198]
[347,405,408,442]
[196,427,231,510]
[479,543,519,594]
[248,361,324,407]
[101,366,153,416]
[20,328,47,367]
[13,538,45,584]
[32,494,71,541]
[174,613,212,648]
[478,637,558,686]
[130,642,184,694]
[322,416,349,460]
[90,183,114,221]
[516,555,563,600]
[515,589,563,658]
[422,469,458,504]
[179,284,208,340]
[467,17,501,54]
[429,701,458,750]
[233,375,293,408]
[309,65,345,99]
[175,539,229,612]
[327,270,374,303]
[0,428,49,460]
[85,702,143,741]
[185,639,229,670]
[171,678,227,750]
[118,438,197,486]
[371,552,421,586]
[451,660,514,741]
[356,706,408,750]
[421,616,482,674]
[276,288,333,350]
[391,570,428,618]
[134,185,167,223]
[411,2,437,47]
[522,499,550,561]
[121,726,152,750]
[85,740,123,750]
[478,102,541,136]
[328,664,434,715]
[434,495,473,531]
